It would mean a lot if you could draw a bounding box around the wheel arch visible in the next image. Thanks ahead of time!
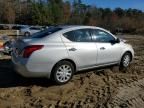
[50,58,77,78]
[121,51,133,62]
[24,31,31,36]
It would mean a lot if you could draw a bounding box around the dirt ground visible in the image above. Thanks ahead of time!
[0,35,144,108]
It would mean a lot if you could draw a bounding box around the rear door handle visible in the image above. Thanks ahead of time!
[100,47,105,50]
[69,48,77,51]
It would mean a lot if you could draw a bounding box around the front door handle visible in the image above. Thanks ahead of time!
[100,47,105,50]
[69,48,77,51]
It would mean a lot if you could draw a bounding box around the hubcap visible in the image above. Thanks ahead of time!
[56,65,72,83]
[123,55,130,67]
[25,33,30,37]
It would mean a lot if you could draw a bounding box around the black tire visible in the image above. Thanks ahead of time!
[0,52,4,58]
[52,61,74,85]
[24,32,30,37]
[120,52,131,69]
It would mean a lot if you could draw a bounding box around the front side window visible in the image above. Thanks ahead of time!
[63,29,92,42]
[91,29,115,43]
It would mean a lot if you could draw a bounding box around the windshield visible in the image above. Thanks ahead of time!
[31,27,62,38]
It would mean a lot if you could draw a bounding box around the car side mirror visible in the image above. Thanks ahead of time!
[110,38,120,44]
[115,38,120,43]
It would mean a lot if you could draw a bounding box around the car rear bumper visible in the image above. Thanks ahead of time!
[12,53,51,78]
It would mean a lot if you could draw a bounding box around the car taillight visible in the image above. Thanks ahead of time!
[23,45,43,58]
[0,45,3,48]
[0,43,3,48]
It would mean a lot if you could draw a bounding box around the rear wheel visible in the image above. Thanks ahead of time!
[52,61,74,85]
[120,52,131,68]
[0,52,4,58]
[24,32,30,37]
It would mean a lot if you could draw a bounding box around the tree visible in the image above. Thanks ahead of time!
[63,1,71,23]
[114,8,125,17]
[0,0,144,35]
[48,0,64,24]
[2,0,16,24]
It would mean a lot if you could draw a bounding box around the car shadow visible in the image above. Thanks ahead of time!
[0,58,119,88]
[0,59,55,88]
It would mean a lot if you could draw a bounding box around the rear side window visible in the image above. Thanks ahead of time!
[63,29,92,42]
[30,27,41,30]
[12,26,28,30]
[12,26,22,30]
[31,27,62,38]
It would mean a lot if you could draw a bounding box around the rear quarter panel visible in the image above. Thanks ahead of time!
[26,34,69,77]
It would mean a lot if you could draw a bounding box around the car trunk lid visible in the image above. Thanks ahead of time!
[14,38,34,56]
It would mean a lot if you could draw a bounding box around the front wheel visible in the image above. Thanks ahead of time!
[120,52,131,68]
[52,61,74,85]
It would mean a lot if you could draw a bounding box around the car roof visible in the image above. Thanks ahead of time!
[55,25,111,34]
[57,25,107,31]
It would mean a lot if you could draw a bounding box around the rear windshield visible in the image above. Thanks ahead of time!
[31,27,62,38]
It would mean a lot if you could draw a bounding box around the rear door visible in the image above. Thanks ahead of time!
[91,29,122,65]
[62,29,97,69]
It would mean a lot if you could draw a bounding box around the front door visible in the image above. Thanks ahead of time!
[91,29,122,65]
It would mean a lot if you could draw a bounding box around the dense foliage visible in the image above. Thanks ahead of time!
[0,0,144,34]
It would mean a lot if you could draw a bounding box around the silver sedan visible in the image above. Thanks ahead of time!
[12,26,134,84]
